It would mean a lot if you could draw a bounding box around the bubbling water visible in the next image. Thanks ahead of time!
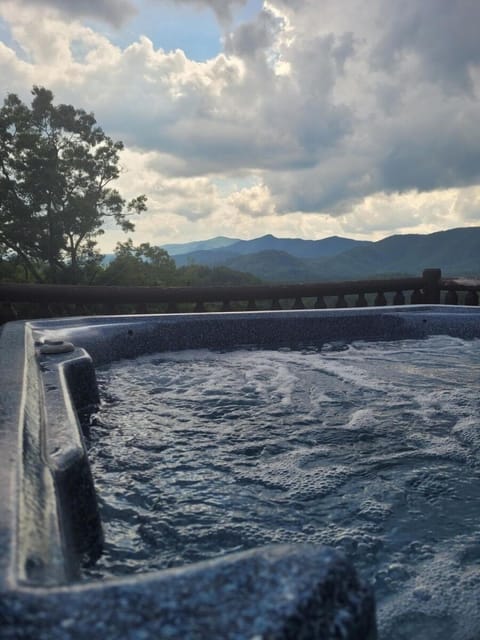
[85,336,480,640]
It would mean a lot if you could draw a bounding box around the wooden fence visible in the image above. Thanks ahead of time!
[1,268,479,324]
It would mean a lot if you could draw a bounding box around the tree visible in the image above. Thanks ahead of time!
[100,239,176,286]
[0,86,146,283]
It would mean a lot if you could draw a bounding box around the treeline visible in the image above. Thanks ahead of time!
[0,86,260,289]
[0,238,260,287]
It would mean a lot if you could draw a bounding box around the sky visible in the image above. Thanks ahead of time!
[0,0,479,251]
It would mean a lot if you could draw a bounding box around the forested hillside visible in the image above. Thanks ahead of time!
[165,227,480,283]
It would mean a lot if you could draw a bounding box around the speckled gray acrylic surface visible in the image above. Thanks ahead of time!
[3,306,480,639]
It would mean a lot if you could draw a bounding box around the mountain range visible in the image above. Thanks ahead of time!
[161,227,480,282]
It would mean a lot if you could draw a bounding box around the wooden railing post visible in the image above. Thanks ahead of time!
[422,269,442,304]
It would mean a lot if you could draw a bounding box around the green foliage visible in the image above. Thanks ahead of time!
[0,251,35,283]
[0,86,147,283]
[99,239,177,286]
[97,240,261,287]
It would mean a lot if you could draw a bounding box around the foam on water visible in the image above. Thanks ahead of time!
[84,336,480,640]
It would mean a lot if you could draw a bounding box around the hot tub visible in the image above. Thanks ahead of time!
[2,306,480,639]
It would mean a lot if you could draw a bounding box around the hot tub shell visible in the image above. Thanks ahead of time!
[2,305,480,639]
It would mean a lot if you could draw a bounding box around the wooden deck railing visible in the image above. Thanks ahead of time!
[1,268,479,324]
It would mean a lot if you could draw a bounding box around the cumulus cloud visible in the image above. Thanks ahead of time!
[224,5,284,58]
[371,0,480,93]
[160,0,248,26]
[0,0,479,244]
[453,186,480,222]
[227,183,276,217]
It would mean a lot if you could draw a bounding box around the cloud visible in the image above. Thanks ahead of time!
[227,183,276,217]
[453,186,480,222]
[371,0,480,93]
[339,191,455,236]
[116,148,222,222]
[0,0,251,28]
[159,0,248,26]
[224,4,284,58]
[0,0,479,245]
[0,0,136,27]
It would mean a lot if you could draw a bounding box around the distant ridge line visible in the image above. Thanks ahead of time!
[162,227,480,282]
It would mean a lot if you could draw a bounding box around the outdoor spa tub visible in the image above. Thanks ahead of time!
[2,305,480,639]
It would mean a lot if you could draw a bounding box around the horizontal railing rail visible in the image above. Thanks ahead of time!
[440,277,480,305]
[1,268,479,323]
